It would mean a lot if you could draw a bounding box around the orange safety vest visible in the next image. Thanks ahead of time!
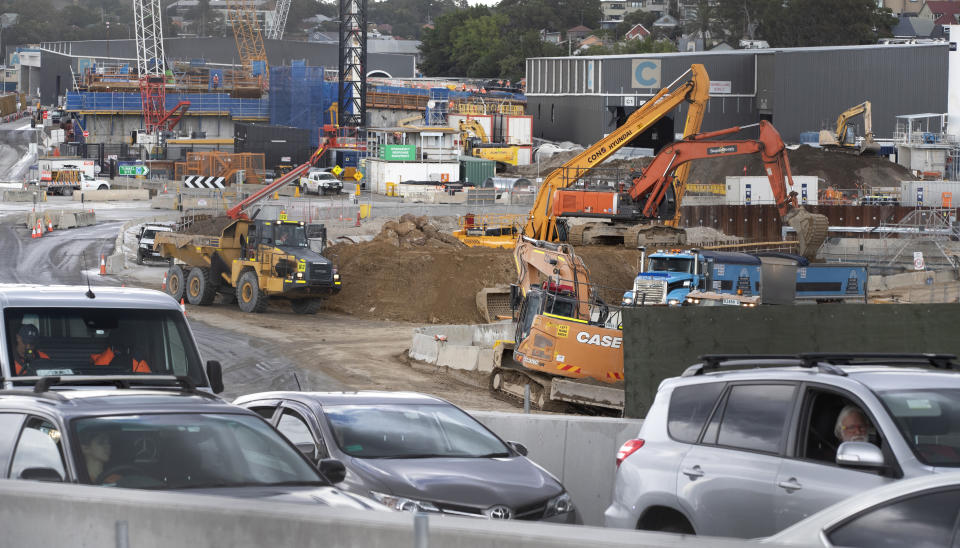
[91,347,152,373]
[15,351,50,375]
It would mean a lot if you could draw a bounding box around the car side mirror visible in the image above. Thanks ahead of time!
[206,360,224,394]
[836,441,885,469]
[318,458,346,484]
[507,441,528,457]
[20,467,64,482]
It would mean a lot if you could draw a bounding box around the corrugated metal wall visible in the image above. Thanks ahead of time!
[527,45,948,147]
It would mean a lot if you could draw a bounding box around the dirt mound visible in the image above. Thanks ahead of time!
[325,221,643,324]
[374,214,466,248]
[178,215,236,235]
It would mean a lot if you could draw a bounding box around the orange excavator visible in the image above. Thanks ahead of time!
[491,236,625,412]
[551,121,830,258]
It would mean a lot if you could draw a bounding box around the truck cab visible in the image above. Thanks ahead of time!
[622,249,701,306]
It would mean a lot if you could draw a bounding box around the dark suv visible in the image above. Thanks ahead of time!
[0,377,382,511]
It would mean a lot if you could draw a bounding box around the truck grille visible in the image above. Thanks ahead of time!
[633,279,667,304]
[309,263,332,280]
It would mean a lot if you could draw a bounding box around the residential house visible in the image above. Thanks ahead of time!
[926,0,960,32]
[652,14,679,29]
[600,0,645,29]
[890,13,938,37]
[576,35,606,53]
[624,23,651,40]
[567,25,593,42]
[540,30,562,44]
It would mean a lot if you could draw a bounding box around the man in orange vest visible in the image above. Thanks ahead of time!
[13,324,51,375]
[90,330,151,373]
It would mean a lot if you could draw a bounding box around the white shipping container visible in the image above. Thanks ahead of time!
[504,115,533,145]
[516,146,533,166]
[365,159,460,194]
[725,175,819,206]
[900,180,960,207]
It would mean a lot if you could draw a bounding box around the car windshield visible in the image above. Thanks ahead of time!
[272,224,308,247]
[70,413,325,489]
[5,308,207,387]
[879,389,960,467]
[649,258,693,273]
[323,403,510,459]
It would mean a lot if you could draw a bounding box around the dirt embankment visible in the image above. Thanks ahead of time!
[325,216,643,324]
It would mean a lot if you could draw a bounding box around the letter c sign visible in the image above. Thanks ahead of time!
[631,59,661,88]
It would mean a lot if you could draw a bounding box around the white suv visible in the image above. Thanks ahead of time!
[605,353,960,539]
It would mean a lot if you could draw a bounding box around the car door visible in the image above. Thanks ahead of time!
[677,382,797,538]
[8,415,69,482]
[274,402,329,466]
[774,385,895,532]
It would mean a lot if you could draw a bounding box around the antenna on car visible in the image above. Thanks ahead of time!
[81,252,95,299]
[293,372,303,391]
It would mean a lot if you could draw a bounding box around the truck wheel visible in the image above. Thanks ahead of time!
[291,299,321,314]
[186,267,217,306]
[63,187,73,197]
[236,270,267,313]
[167,265,186,302]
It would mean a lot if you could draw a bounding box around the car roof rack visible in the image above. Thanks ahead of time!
[19,375,212,396]
[683,353,959,377]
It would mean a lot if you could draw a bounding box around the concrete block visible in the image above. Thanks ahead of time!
[105,254,124,274]
[868,274,887,292]
[73,211,96,226]
[437,344,480,372]
[408,333,440,364]
[4,190,42,202]
[151,196,178,209]
[477,347,495,373]
[471,321,515,347]
[58,212,77,229]
[74,189,150,201]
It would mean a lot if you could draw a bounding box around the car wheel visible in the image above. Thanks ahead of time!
[236,270,267,313]
[97,184,108,190]
[167,264,186,302]
[186,267,218,306]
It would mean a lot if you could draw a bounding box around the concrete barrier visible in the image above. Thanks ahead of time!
[877,269,957,291]
[472,412,644,527]
[24,209,97,230]
[408,323,513,374]
[74,189,150,201]
[0,480,750,547]
[151,195,178,209]
[3,190,45,202]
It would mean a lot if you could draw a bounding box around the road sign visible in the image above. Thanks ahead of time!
[82,130,89,137]
[914,251,925,271]
[352,171,363,181]
[331,165,343,176]
[118,164,150,176]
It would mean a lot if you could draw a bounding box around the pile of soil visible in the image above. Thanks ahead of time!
[374,214,466,248]
[325,221,643,324]
[177,215,236,235]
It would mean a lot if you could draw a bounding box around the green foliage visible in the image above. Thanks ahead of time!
[715,0,897,46]
[579,36,678,56]
[369,0,462,39]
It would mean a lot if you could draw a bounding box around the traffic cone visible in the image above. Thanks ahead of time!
[180,298,186,315]
[47,218,53,232]
[30,223,37,239]
[35,220,43,239]
[161,271,168,291]
[99,254,106,276]
[355,212,361,227]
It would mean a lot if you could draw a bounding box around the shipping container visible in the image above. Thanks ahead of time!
[365,159,460,194]
[725,175,819,206]
[234,123,314,170]
[502,115,533,145]
[459,156,496,185]
[900,180,960,207]
[334,149,362,169]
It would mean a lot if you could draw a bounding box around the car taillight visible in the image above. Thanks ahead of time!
[616,439,645,468]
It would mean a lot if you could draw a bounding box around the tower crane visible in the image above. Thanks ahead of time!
[132,0,189,135]
[226,0,269,86]
[266,0,292,40]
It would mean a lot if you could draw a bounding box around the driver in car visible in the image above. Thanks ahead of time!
[80,429,124,485]
[13,324,51,376]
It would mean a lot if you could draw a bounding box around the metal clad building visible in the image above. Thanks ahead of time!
[526,44,947,146]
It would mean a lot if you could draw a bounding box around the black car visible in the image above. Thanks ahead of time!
[0,378,382,511]
[234,391,580,523]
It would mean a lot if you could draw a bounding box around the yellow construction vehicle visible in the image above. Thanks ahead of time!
[458,119,525,166]
[819,101,881,154]
[456,63,711,248]
[490,237,625,412]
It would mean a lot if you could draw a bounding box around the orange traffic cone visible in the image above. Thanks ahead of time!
[35,219,43,238]
[180,298,186,315]
[99,254,106,276]
[30,224,37,238]
[161,271,168,291]
[355,212,361,227]
[47,218,53,232]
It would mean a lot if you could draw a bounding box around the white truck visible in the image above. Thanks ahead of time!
[299,170,343,195]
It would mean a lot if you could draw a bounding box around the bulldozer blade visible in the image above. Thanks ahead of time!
[476,286,513,323]
[784,208,829,260]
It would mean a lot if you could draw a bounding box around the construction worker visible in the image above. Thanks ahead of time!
[13,324,50,376]
[90,329,151,373]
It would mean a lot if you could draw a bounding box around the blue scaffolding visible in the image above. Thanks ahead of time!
[270,64,338,146]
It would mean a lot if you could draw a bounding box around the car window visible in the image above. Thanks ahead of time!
[827,488,960,548]
[10,417,66,481]
[800,390,886,464]
[715,384,795,454]
[277,410,326,460]
[668,383,724,443]
[879,389,960,467]
[0,413,27,476]
[248,405,278,421]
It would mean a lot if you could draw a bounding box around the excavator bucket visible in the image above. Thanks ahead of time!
[859,141,882,156]
[476,287,513,323]
[784,208,829,260]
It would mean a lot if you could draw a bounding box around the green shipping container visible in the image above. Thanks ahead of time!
[459,156,496,185]
[380,145,417,161]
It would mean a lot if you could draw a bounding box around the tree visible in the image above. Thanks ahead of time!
[683,0,724,46]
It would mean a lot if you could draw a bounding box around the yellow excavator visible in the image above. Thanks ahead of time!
[459,119,525,165]
[455,63,712,249]
[819,101,881,155]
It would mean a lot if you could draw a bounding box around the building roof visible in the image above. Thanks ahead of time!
[653,14,678,27]
[624,23,650,40]
[892,15,937,38]
[568,25,592,32]
[926,1,960,25]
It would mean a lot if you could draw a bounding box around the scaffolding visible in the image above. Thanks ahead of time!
[270,65,336,145]
[174,151,266,185]
[879,208,960,269]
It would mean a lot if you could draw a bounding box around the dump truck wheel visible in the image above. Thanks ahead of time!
[236,270,267,313]
[167,265,186,302]
[291,299,321,314]
[186,267,217,306]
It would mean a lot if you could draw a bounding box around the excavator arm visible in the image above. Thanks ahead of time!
[226,142,329,219]
[513,236,593,319]
[626,120,828,258]
[524,64,710,241]
[459,119,489,144]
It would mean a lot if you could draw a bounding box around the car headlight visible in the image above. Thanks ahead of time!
[621,297,633,305]
[296,272,303,279]
[543,492,574,518]
[370,491,439,513]
[668,299,679,306]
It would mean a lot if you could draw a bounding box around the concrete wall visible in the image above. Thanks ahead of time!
[472,412,643,527]
[0,481,751,548]
[622,304,960,418]
[409,323,514,375]
[74,189,150,201]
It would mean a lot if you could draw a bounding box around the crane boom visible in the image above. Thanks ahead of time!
[524,64,710,242]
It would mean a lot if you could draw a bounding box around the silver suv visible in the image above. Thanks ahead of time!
[604,353,960,539]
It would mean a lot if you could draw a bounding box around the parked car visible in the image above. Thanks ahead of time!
[604,353,960,539]
[762,472,960,547]
[234,391,580,523]
[299,170,342,195]
[0,380,382,512]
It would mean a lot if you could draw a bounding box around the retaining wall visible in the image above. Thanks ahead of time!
[623,304,960,418]
[472,411,643,527]
[74,189,150,201]
[0,481,750,547]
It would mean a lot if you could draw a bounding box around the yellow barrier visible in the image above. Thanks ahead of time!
[359,204,372,219]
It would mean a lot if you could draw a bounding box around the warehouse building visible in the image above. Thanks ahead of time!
[525,44,948,147]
